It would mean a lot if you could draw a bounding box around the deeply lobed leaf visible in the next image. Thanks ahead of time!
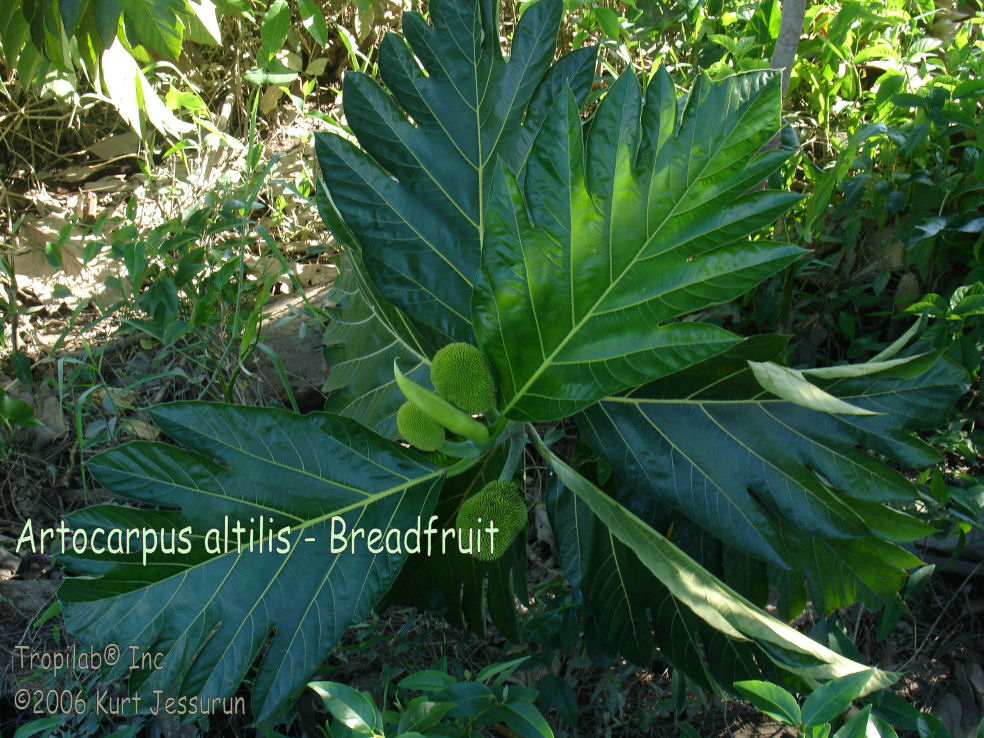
[578,344,967,612]
[58,403,445,721]
[473,68,805,421]
[315,0,596,342]
[536,434,898,693]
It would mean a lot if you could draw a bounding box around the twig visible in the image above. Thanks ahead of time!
[899,561,983,672]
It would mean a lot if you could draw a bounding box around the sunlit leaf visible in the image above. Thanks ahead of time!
[474,69,804,421]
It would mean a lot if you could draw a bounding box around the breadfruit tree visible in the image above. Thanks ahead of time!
[54,0,967,723]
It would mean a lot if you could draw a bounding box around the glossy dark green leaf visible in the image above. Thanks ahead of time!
[396,698,456,734]
[546,470,762,689]
[21,0,53,55]
[545,472,658,665]
[58,403,445,722]
[437,682,496,717]
[0,2,29,61]
[500,700,553,738]
[398,670,457,692]
[473,69,804,421]
[833,705,874,738]
[315,0,597,342]
[537,674,577,727]
[579,350,966,611]
[535,438,896,690]
[0,0,53,86]
[58,0,90,34]
[776,528,925,614]
[119,0,184,58]
[92,0,122,49]
[309,681,383,736]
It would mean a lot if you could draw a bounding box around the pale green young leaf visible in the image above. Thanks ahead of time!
[800,355,926,379]
[868,320,921,362]
[734,680,802,726]
[749,361,880,415]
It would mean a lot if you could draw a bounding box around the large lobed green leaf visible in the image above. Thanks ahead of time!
[577,341,968,613]
[473,68,805,422]
[546,470,770,691]
[58,403,445,721]
[534,432,898,694]
[314,0,597,343]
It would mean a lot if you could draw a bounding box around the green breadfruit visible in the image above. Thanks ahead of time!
[430,343,495,414]
[455,480,526,561]
[396,402,445,451]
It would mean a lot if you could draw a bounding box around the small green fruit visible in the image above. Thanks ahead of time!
[430,343,495,414]
[455,481,526,561]
[396,402,445,451]
[394,360,488,444]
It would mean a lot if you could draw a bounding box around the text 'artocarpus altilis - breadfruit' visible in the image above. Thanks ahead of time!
[455,480,526,561]
[396,401,445,451]
[430,343,496,414]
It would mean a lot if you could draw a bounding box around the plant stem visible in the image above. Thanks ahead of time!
[498,425,526,482]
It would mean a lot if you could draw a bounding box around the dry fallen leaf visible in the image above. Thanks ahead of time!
[91,387,139,412]
[297,262,338,288]
[0,546,20,582]
[260,84,284,115]
[127,419,159,440]
[86,131,141,160]
[34,392,67,445]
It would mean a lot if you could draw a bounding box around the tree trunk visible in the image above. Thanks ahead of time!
[771,0,808,105]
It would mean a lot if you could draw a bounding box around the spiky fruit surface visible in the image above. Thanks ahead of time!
[455,481,526,561]
[430,343,495,414]
[396,402,445,451]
